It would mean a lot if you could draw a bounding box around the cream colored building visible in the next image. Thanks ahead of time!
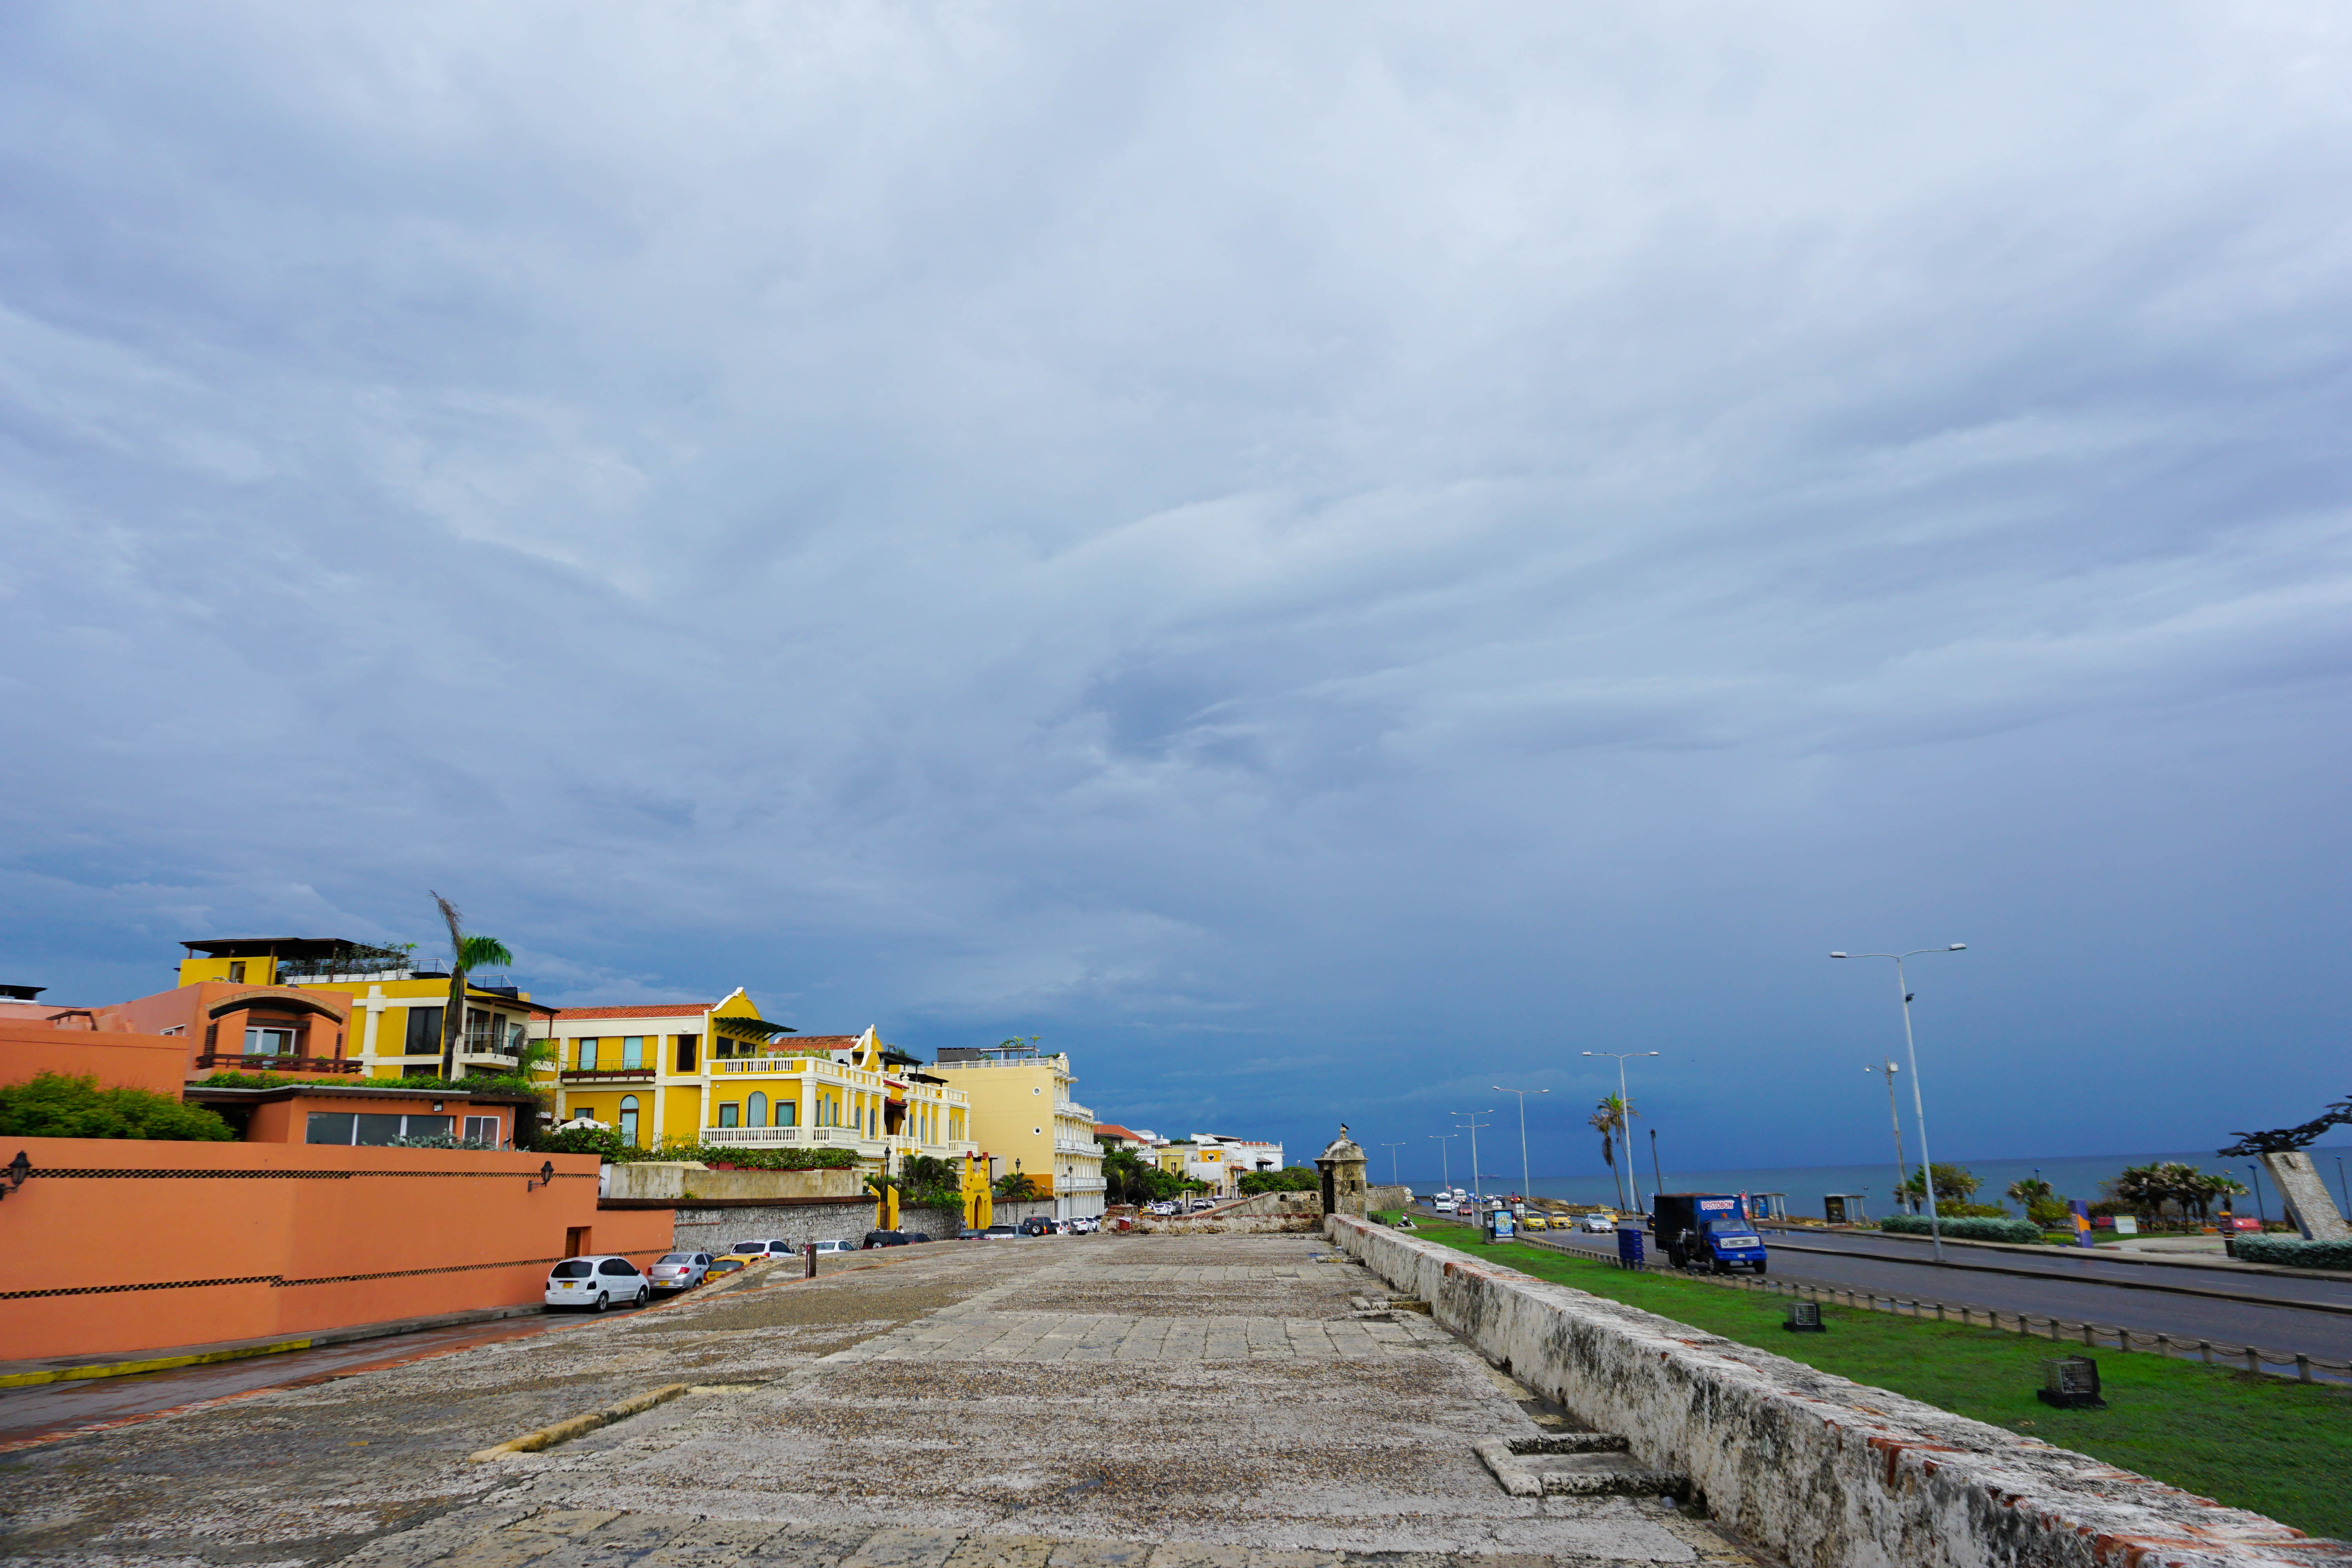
[926,1044,1105,1221]
[1154,1134,1285,1197]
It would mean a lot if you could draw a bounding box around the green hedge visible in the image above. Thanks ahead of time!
[2234,1236,2352,1270]
[536,1125,860,1169]
[0,1073,233,1141]
[1880,1214,2040,1243]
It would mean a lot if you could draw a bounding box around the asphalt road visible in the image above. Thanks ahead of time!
[1446,1211,2352,1365]
[0,1311,585,1450]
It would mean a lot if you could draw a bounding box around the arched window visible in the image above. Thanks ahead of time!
[748,1092,768,1128]
[618,1096,640,1147]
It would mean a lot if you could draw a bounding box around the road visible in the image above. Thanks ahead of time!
[0,1311,583,1451]
[1446,1209,2352,1365]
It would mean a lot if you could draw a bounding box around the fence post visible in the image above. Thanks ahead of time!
[2297,1355,2312,1384]
[2200,1340,2213,1365]
[2244,1347,2260,1375]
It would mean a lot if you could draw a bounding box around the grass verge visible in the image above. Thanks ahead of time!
[1412,1220,2352,1541]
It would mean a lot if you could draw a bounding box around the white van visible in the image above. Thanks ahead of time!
[1432,1196,1456,1214]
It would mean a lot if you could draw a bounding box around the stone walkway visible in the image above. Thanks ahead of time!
[0,1235,1758,1568]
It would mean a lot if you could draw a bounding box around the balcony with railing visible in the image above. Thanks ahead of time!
[560,1066,657,1083]
[193,1053,360,1075]
[698,1125,977,1160]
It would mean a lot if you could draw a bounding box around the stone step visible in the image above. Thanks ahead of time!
[1474,1436,1690,1500]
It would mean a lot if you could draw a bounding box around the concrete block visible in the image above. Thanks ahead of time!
[843,1527,968,1568]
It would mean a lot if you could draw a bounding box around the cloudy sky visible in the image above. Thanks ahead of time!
[5,5,2347,1178]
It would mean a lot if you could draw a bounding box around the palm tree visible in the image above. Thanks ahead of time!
[432,892,513,1081]
[1590,1096,1632,1210]
[2004,1176,2055,1214]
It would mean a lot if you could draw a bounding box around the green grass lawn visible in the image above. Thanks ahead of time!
[1409,1221,2352,1541]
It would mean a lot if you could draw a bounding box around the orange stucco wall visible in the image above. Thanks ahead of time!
[0,1019,191,1095]
[0,1139,671,1363]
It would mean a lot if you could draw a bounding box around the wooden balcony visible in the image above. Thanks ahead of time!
[193,1053,359,1074]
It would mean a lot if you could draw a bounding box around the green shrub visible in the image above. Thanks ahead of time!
[1938,1201,2011,1219]
[1880,1213,2040,1243]
[537,1125,624,1158]
[2234,1236,2352,1271]
[0,1073,233,1141]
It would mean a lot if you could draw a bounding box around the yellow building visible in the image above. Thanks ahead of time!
[925,1043,1105,1221]
[177,939,554,1081]
[533,996,975,1167]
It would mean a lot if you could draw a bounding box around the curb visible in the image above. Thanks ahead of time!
[0,1302,556,1389]
[467,1382,692,1462]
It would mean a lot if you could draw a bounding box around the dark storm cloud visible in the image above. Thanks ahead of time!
[3,4,2347,1171]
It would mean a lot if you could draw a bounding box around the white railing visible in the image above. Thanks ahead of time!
[1060,1176,1108,1192]
[929,1054,1071,1073]
[702,1127,802,1144]
[1055,1139,1100,1155]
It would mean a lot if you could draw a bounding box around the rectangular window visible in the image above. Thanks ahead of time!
[355,1113,406,1145]
[506,1021,526,1055]
[777,1099,797,1128]
[463,1115,500,1145]
[622,1036,644,1069]
[306,1112,357,1145]
[245,1026,297,1056]
[405,1114,454,1141]
[675,1034,697,1072]
[228,961,247,982]
[405,1007,443,1055]
[717,1103,740,1128]
[465,1009,493,1049]
[579,1038,599,1071]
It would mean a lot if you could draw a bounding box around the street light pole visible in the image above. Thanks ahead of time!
[1379,1142,1407,1189]
[1453,1112,1494,1215]
[1864,1060,1909,1212]
[1428,1133,1457,1194]
[1493,1085,1548,1202]
[1582,1051,1661,1214]
[1831,945,1966,1263]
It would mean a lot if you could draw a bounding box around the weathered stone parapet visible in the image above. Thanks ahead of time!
[1324,1213,2351,1568]
[600,1162,867,1203]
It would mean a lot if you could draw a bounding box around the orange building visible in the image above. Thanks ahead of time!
[0,1003,660,1367]
[92,980,359,1076]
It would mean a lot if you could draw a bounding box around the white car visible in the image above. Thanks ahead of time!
[1577,1214,1618,1234]
[544,1255,649,1311]
[809,1238,856,1256]
[1432,1198,1456,1214]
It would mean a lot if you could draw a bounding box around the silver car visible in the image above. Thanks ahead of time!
[647,1251,711,1292]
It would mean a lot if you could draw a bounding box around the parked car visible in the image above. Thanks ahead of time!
[544,1255,648,1312]
[983,1223,1020,1239]
[728,1238,795,1259]
[1578,1212,1618,1233]
[809,1238,856,1256]
[1069,1215,1100,1234]
[1147,1201,1178,1216]
[706,1255,755,1279]
[957,1227,985,1240]
[647,1252,712,1292]
[1018,1216,1053,1236]
[1185,1199,1214,1212]
[862,1229,912,1248]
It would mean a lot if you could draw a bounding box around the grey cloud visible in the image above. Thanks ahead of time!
[3,4,2348,1171]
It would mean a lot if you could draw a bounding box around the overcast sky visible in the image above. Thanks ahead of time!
[4,5,2348,1179]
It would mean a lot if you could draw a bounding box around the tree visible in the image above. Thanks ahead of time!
[1238,1164,1319,1196]
[1590,1096,1633,1209]
[432,892,513,1081]
[2004,1176,2054,1211]
[0,1073,233,1141]
[994,1168,1042,1202]
[1897,1163,1980,1207]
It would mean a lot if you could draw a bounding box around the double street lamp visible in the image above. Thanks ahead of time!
[1493,1085,1548,1202]
[1832,945,1966,1261]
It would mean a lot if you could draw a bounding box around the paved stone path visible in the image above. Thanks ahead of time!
[0,1235,1759,1568]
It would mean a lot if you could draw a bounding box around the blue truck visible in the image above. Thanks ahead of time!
[1650,1192,1769,1274]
